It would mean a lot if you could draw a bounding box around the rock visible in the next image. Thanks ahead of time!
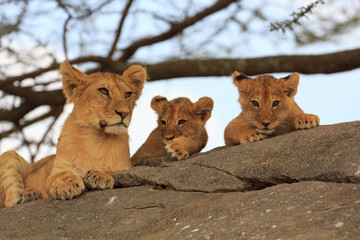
[116,121,360,190]
[1,121,360,239]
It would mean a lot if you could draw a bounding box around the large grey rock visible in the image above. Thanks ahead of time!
[0,121,359,240]
[115,121,360,190]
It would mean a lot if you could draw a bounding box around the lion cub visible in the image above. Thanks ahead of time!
[224,72,319,145]
[131,96,214,165]
[0,61,146,207]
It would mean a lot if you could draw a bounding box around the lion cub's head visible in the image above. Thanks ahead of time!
[151,96,213,143]
[233,72,299,134]
[60,61,146,135]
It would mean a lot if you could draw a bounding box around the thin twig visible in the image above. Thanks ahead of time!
[0,106,60,139]
[32,105,64,162]
[118,0,237,61]
[269,0,324,33]
[63,15,72,60]
[107,0,134,58]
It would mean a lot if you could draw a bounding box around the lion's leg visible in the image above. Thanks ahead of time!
[0,151,43,207]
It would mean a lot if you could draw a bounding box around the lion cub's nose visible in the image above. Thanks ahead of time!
[165,136,175,141]
[261,121,270,128]
[115,110,129,119]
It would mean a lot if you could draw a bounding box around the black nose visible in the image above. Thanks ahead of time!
[262,122,270,128]
[115,110,129,119]
[165,136,175,141]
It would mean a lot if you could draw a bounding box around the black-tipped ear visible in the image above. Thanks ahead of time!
[281,74,291,80]
[151,95,169,114]
[232,71,251,90]
[280,72,300,97]
[193,97,214,122]
[235,73,249,81]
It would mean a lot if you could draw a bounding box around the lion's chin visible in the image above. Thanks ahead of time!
[256,128,275,134]
[104,124,128,135]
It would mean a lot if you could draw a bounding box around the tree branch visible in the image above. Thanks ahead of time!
[62,15,72,59]
[107,0,134,58]
[0,84,65,106]
[0,56,109,87]
[0,101,35,122]
[0,105,62,139]
[270,0,324,32]
[31,105,63,162]
[118,0,238,61]
[114,48,360,80]
[1,48,359,114]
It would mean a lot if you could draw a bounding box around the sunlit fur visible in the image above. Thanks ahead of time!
[131,96,213,165]
[0,61,146,207]
[224,72,319,145]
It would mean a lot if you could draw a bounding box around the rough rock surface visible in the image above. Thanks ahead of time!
[1,121,359,240]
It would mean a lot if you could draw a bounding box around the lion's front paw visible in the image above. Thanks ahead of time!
[294,114,320,129]
[83,170,114,190]
[5,188,43,207]
[165,139,189,160]
[48,174,85,200]
[239,129,267,144]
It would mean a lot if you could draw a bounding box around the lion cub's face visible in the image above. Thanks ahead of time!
[60,61,146,135]
[151,96,213,143]
[233,72,300,134]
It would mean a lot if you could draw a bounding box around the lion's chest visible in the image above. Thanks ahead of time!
[81,134,131,170]
[57,131,132,173]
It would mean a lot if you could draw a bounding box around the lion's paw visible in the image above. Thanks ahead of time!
[48,174,85,200]
[239,129,267,144]
[165,139,189,160]
[5,188,43,207]
[83,170,114,190]
[294,114,320,129]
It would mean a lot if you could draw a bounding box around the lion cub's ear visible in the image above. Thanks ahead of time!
[123,65,147,99]
[280,72,300,97]
[151,96,169,114]
[60,61,89,103]
[193,97,214,122]
[232,71,251,92]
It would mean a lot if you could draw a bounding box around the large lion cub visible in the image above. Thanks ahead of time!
[0,61,146,207]
[131,96,214,165]
[225,72,319,145]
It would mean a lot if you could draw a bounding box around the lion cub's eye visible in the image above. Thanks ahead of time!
[98,88,109,96]
[125,92,132,98]
[178,119,187,125]
[272,100,280,107]
[160,120,166,126]
[251,100,259,107]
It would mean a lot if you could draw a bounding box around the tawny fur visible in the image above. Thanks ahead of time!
[224,72,319,145]
[0,61,146,207]
[131,96,213,166]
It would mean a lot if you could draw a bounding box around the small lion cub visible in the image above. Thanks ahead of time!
[131,96,214,165]
[224,72,319,145]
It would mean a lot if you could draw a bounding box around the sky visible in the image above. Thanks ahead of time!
[0,0,360,160]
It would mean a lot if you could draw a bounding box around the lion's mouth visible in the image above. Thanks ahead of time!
[99,121,128,129]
